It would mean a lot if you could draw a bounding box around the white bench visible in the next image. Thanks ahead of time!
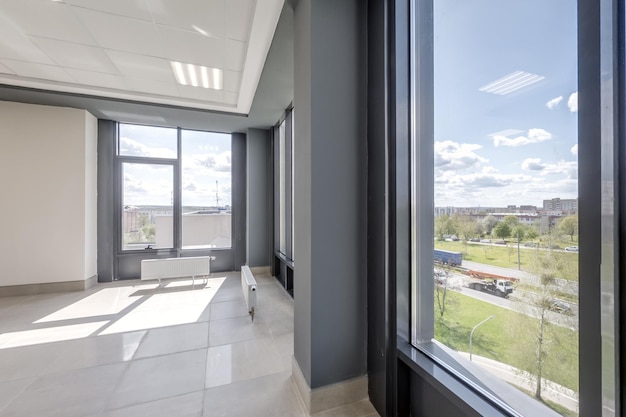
[241,265,258,321]
[141,256,211,286]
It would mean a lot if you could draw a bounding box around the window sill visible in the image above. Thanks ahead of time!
[397,338,563,417]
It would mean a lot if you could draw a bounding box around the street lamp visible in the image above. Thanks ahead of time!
[469,315,495,361]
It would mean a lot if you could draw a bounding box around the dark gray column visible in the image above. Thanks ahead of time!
[246,128,271,267]
[293,0,367,389]
[232,132,247,271]
[97,120,116,282]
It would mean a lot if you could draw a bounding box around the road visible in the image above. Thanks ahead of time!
[462,260,578,297]
[441,270,578,330]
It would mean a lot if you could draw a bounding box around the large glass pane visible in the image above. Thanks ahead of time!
[122,163,174,250]
[181,130,232,249]
[279,120,287,255]
[119,124,177,158]
[431,1,578,415]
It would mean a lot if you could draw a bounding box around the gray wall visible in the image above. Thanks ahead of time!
[97,120,116,282]
[293,0,367,389]
[246,128,271,267]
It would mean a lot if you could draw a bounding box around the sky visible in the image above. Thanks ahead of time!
[433,0,578,208]
[119,124,232,207]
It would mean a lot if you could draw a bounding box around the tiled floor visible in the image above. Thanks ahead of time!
[0,272,379,417]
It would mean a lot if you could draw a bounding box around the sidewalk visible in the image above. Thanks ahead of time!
[456,351,579,413]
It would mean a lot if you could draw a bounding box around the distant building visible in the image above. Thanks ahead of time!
[542,198,578,213]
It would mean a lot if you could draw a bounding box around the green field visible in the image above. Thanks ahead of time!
[435,240,579,281]
[435,290,579,393]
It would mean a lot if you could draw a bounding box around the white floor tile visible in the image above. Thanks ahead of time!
[102,390,204,417]
[134,322,208,359]
[203,371,308,417]
[108,348,207,410]
[0,362,127,417]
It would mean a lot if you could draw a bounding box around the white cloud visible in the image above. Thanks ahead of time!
[571,144,578,155]
[546,96,563,109]
[434,140,487,172]
[541,160,578,179]
[568,91,578,112]
[522,158,546,171]
[194,151,231,173]
[119,137,176,158]
[492,128,553,147]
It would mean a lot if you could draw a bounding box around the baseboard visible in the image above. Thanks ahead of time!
[249,266,271,275]
[0,275,98,297]
[291,357,368,414]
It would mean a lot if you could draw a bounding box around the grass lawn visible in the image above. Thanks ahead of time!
[435,240,579,281]
[434,290,579,393]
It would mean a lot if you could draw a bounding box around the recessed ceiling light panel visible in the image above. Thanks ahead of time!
[479,71,544,95]
[170,61,223,90]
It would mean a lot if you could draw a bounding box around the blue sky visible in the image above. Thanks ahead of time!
[434,0,578,207]
[119,124,232,207]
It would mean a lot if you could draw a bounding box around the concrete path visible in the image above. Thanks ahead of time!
[456,352,579,414]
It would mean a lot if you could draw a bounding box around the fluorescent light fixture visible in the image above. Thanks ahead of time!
[171,61,223,90]
[479,71,544,95]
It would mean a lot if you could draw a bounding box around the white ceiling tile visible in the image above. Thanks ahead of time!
[66,0,153,22]
[0,0,97,45]
[74,8,163,57]
[0,59,74,83]
[223,70,241,92]
[0,61,15,75]
[178,84,224,102]
[148,0,226,36]
[225,39,246,72]
[30,37,119,74]
[105,50,175,83]
[127,77,180,97]
[222,91,238,106]
[226,0,255,41]
[0,14,55,64]
[64,68,129,90]
[157,25,224,68]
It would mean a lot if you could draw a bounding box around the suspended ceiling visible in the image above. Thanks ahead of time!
[0,0,293,132]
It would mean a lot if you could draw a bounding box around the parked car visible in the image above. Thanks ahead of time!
[523,242,539,248]
[480,239,491,243]
[494,240,507,245]
[565,246,579,252]
[549,299,573,315]
[468,238,480,242]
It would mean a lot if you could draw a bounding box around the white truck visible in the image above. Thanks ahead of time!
[465,277,514,298]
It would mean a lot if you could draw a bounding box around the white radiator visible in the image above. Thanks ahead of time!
[241,265,257,321]
[141,256,210,286]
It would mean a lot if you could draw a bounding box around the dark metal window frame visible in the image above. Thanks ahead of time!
[394,0,622,416]
[114,122,233,256]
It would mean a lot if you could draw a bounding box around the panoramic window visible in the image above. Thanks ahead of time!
[181,130,232,249]
[118,123,232,252]
[414,0,579,415]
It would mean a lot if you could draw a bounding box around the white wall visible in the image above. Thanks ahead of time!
[0,101,97,286]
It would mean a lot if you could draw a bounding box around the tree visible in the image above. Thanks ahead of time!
[510,249,574,401]
[480,215,499,235]
[512,225,526,242]
[434,265,458,319]
[503,215,520,228]
[525,227,539,241]
[493,222,511,239]
[558,215,578,241]
[455,215,478,241]
[435,215,458,240]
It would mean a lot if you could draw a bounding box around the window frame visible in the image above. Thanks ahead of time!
[114,122,233,255]
[398,0,620,416]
